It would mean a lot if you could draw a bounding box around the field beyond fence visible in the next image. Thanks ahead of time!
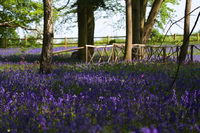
[1,33,199,48]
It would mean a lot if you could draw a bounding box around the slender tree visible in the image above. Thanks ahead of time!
[87,7,95,55]
[132,0,140,44]
[85,0,106,56]
[132,0,141,59]
[124,0,132,61]
[77,0,87,61]
[140,0,148,41]
[40,0,54,74]
[179,0,192,62]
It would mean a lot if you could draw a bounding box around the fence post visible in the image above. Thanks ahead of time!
[5,38,7,48]
[163,47,166,62]
[65,37,67,48]
[197,33,199,42]
[25,36,27,47]
[150,47,153,60]
[107,36,110,45]
[174,34,176,40]
[138,45,141,60]
[85,45,88,64]
[191,45,194,62]
[112,44,116,62]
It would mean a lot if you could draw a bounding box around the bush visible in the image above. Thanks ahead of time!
[149,29,165,44]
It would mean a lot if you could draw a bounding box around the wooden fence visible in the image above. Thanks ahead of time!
[3,33,199,48]
[114,44,198,62]
[52,43,199,63]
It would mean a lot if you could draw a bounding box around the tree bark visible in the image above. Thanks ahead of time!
[140,0,148,43]
[87,7,95,55]
[141,0,163,44]
[78,2,87,61]
[179,0,192,62]
[124,0,132,61]
[132,0,142,59]
[132,0,140,44]
[40,0,54,74]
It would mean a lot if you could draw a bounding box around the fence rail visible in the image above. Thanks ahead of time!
[2,33,199,48]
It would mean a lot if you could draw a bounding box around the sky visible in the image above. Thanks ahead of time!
[163,0,200,35]
[19,0,200,38]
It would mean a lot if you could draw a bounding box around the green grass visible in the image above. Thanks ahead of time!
[148,34,200,45]
[1,33,199,49]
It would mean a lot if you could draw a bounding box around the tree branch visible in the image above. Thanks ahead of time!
[142,0,163,43]
[0,20,15,27]
[0,21,42,34]
[169,11,200,90]
[54,0,70,11]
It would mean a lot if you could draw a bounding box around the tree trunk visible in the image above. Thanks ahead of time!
[132,0,140,44]
[40,0,53,74]
[179,0,192,62]
[78,2,87,61]
[124,0,132,62]
[132,0,142,59]
[140,0,148,43]
[141,0,163,44]
[87,7,95,55]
